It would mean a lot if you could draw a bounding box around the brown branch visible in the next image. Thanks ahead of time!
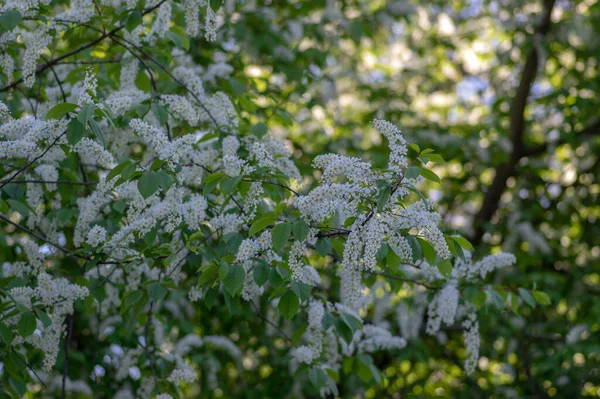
[473,0,556,244]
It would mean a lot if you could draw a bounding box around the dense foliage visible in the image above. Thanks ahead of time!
[0,0,598,398]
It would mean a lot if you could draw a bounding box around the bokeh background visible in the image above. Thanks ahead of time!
[209,0,599,397]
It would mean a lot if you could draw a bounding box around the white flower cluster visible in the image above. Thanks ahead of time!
[462,308,480,375]
[426,282,459,335]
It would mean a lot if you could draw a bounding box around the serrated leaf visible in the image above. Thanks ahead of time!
[147,282,168,302]
[518,288,536,308]
[488,289,505,309]
[0,323,13,344]
[0,9,22,30]
[223,264,245,296]
[77,103,95,125]
[66,118,85,145]
[125,10,142,32]
[290,280,311,303]
[253,261,269,286]
[17,311,36,338]
[271,222,292,252]
[33,308,52,328]
[420,167,441,183]
[407,143,420,153]
[404,166,421,179]
[151,103,169,125]
[533,291,551,306]
[7,199,30,218]
[221,175,242,195]
[251,122,268,138]
[106,160,132,182]
[138,171,160,199]
[377,185,391,211]
[452,236,474,251]
[198,264,218,286]
[46,102,78,120]
[248,216,277,237]
[292,219,309,242]
[315,237,332,257]
[278,290,299,320]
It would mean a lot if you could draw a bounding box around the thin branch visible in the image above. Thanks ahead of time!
[250,300,292,342]
[473,0,556,244]
[142,301,159,388]
[365,270,438,290]
[0,213,76,255]
[0,131,66,190]
[61,315,74,399]
[12,348,46,387]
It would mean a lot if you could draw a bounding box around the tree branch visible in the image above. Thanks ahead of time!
[473,0,556,244]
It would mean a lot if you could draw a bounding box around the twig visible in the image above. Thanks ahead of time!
[364,270,438,290]
[12,348,46,387]
[143,302,159,388]
[250,300,292,342]
[61,315,74,398]
[0,131,67,190]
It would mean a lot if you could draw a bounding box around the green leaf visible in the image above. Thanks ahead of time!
[17,312,36,338]
[248,216,277,237]
[290,280,311,303]
[106,160,132,182]
[406,235,422,263]
[66,119,85,145]
[407,143,420,153]
[251,122,268,138]
[135,71,152,92]
[278,290,299,320]
[292,219,309,242]
[156,171,175,191]
[198,264,218,286]
[33,308,52,328]
[254,261,269,286]
[271,222,292,252]
[138,171,160,199]
[77,104,95,125]
[89,119,106,148]
[147,282,168,302]
[420,168,441,183]
[452,236,474,251]
[404,166,421,179]
[334,317,354,344]
[151,103,169,125]
[518,288,536,308]
[210,0,223,10]
[223,264,245,296]
[533,291,551,306]
[377,185,391,211]
[46,103,79,121]
[0,10,22,30]
[221,175,242,195]
[471,291,487,308]
[0,323,14,344]
[315,237,332,257]
[125,10,142,32]
[123,290,144,309]
[309,368,328,390]
[7,199,30,218]
[488,289,505,309]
